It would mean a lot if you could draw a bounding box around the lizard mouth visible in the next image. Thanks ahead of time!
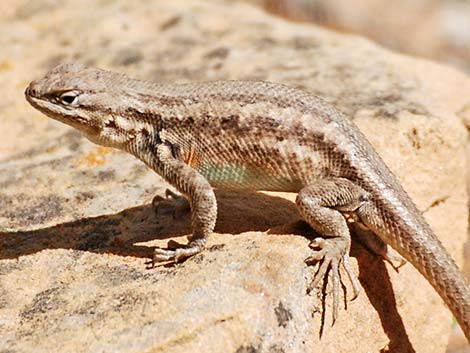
[24,94,53,118]
[25,90,93,131]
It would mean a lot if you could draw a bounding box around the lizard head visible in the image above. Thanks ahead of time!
[25,62,146,149]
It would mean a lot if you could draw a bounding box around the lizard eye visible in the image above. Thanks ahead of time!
[58,91,80,106]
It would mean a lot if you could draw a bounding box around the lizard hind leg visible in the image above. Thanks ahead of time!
[351,223,406,271]
[296,178,369,324]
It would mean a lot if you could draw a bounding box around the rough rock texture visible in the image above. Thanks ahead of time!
[248,0,470,74]
[1,1,470,352]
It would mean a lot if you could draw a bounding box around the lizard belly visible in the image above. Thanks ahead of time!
[187,133,328,192]
[196,162,303,192]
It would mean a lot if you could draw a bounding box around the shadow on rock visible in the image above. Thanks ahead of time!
[0,190,300,260]
[352,242,416,353]
[0,189,411,349]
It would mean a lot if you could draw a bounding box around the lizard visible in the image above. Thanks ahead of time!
[24,61,470,341]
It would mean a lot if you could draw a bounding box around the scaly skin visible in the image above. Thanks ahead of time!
[25,62,470,341]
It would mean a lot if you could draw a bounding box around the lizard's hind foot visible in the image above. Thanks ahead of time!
[306,237,360,324]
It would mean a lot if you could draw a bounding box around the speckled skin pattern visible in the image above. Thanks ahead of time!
[25,62,470,340]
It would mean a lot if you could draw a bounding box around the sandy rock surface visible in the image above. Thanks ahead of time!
[248,0,470,74]
[1,1,470,352]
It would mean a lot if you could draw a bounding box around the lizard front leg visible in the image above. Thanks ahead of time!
[296,178,369,323]
[152,143,217,263]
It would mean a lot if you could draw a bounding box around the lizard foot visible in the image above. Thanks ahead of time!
[305,237,360,324]
[350,222,407,271]
[382,248,407,271]
[152,189,190,219]
[152,239,205,265]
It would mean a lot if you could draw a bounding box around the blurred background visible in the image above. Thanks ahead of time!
[246,0,470,73]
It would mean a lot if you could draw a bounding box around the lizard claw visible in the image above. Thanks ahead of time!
[383,249,407,272]
[152,239,205,265]
[152,189,190,219]
[306,237,360,324]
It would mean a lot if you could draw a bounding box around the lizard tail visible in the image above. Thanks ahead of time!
[358,191,470,341]
[373,202,470,342]
[404,230,470,342]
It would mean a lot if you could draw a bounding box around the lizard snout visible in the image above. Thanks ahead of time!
[25,81,41,98]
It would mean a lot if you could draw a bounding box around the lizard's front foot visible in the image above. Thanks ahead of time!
[152,189,190,219]
[152,238,206,264]
[305,237,360,324]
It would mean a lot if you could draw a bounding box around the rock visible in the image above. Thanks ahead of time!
[1,1,469,352]
[249,0,470,74]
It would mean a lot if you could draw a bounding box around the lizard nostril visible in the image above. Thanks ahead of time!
[25,82,40,98]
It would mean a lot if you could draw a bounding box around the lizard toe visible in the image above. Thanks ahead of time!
[342,253,361,300]
[152,239,205,265]
[305,237,327,264]
[383,250,407,272]
[152,189,190,219]
[309,237,326,250]
[152,248,177,263]
[305,237,360,324]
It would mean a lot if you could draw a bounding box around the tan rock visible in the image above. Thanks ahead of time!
[248,0,470,74]
[1,1,469,352]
